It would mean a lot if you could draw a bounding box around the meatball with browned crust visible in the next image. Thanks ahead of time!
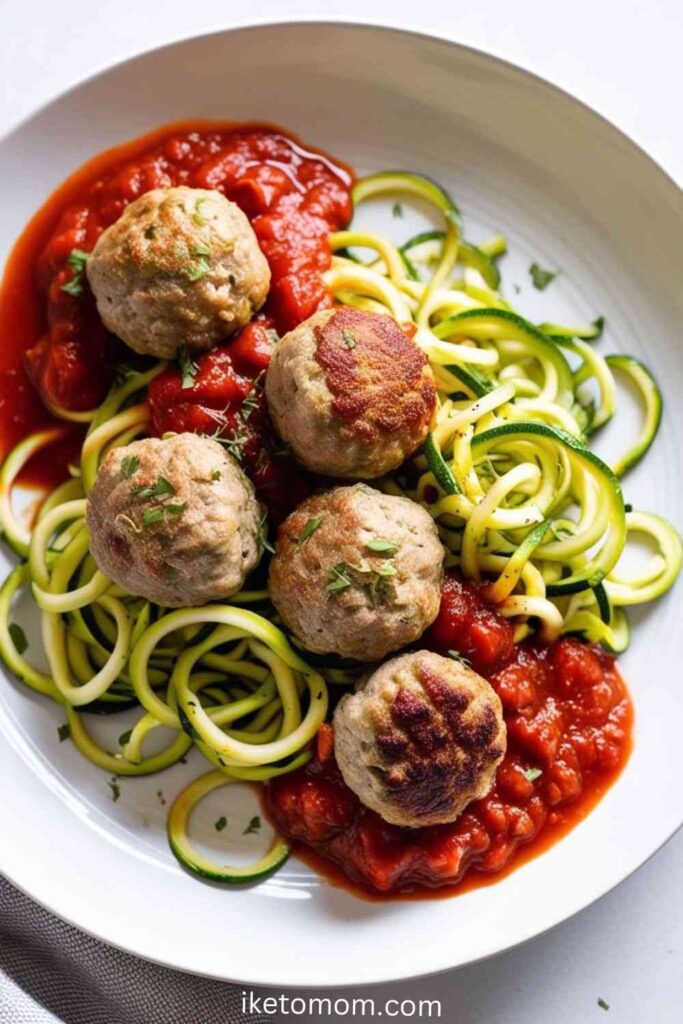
[86,186,270,358]
[86,433,262,606]
[265,307,436,478]
[268,484,444,661]
[334,650,506,827]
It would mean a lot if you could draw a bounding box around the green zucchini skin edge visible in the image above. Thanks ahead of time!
[471,422,626,596]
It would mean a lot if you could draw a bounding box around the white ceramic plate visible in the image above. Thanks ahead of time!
[1,22,682,988]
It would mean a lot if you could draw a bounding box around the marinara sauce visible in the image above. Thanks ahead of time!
[0,121,353,494]
[266,575,633,897]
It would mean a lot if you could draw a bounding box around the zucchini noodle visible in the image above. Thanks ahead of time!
[325,169,681,648]
[0,167,680,887]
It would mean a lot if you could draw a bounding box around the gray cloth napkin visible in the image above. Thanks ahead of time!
[0,875,270,1024]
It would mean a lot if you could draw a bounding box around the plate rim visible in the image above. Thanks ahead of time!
[1,18,682,987]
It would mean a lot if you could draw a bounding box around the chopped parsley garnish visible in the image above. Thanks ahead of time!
[597,998,609,1011]
[156,789,166,806]
[326,559,397,605]
[243,815,261,836]
[132,476,176,500]
[191,242,211,258]
[366,537,399,554]
[529,262,557,291]
[192,196,210,227]
[185,255,212,282]
[213,427,248,463]
[341,328,357,349]
[167,503,187,516]
[624,503,633,513]
[61,248,90,296]
[257,514,275,554]
[178,345,199,389]
[240,392,260,422]
[108,777,120,802]
[447,649,472,667]
[9,622,28,655]
[214,816,228,832]
[523,767,543,783]
[121,455,140,479]
[593,315,605,335]
[57,723,70,743]
[211,469,222,481]
[392,202,403,218]
[327,562,353,595]
[118,729,132,747]
[296,517,324,545]
[142,508,165,527]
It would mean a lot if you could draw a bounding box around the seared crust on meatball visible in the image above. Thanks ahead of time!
[334,650,506,827]
[268,484,444,661]
[265,307,436,478]
[86,186,270,358]
[86,433,262,606]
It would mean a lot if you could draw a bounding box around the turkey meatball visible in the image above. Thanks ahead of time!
[265,307,436,478]
[268,484,444,661]
[334,650,506,827]
[86,186,270,358]
[86,433,262,606]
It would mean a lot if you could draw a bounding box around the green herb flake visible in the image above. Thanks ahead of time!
[327,562,352,595]
[597,998,610,1011]
[133,476,176,500]
[61,249,90,296]
[243,815,261,836]
[61,276,84,297]
[593,315,605,334]
[185,256,212,282]
[211,469,221,481]
[191,242,211,258]
[178,345,199,390]
[67,248,90,273]
[121,455,140,479]
[392,202,403,218]
[239,391,260,422]
[257,514,275,555]
[156,789,166,807]
[108,777,120,802]
[529,262,558,291]
[214,816,228,832]
[447,649,472,667]
[341,328,357,349]
[142,508,165,528]
[523,767,543,783]
[367,538,399,555]
[57,723,70,743]
[296,517,324,545]
[9,622,28,655]
[167,503,187,516]
[118,729,132,747]
[192,196,210,227]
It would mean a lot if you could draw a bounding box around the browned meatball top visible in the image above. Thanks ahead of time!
[334,650,506,827]
[315,307,436,448]
[265,308,436,478]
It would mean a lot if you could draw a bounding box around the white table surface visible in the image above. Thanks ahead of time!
[2,2,682,1021]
